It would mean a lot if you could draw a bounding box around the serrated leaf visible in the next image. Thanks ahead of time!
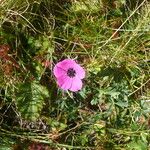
[0,136,15,150]
[16,81,49,121]
[0,145,12,150]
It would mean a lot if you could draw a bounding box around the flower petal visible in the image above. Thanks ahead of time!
[57,76,72,91]
[53,65,66,78]
[55,59,76,71]
[69,77,83,92]
[74,63,85,79]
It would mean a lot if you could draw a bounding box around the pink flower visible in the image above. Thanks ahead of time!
[53,59,85,92]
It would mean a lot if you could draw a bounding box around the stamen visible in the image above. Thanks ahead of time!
[67,68,76,78]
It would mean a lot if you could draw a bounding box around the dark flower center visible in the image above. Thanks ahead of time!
[67,68,76,78]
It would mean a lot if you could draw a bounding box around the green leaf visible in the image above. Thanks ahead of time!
[16,81,49,121]
[115,101,128,108]
[0,145,12,150]
[0,136,15,150]
[128,140,147,150]
[71,0,100,12]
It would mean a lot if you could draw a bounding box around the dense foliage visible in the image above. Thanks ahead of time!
[0,0,150,149]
